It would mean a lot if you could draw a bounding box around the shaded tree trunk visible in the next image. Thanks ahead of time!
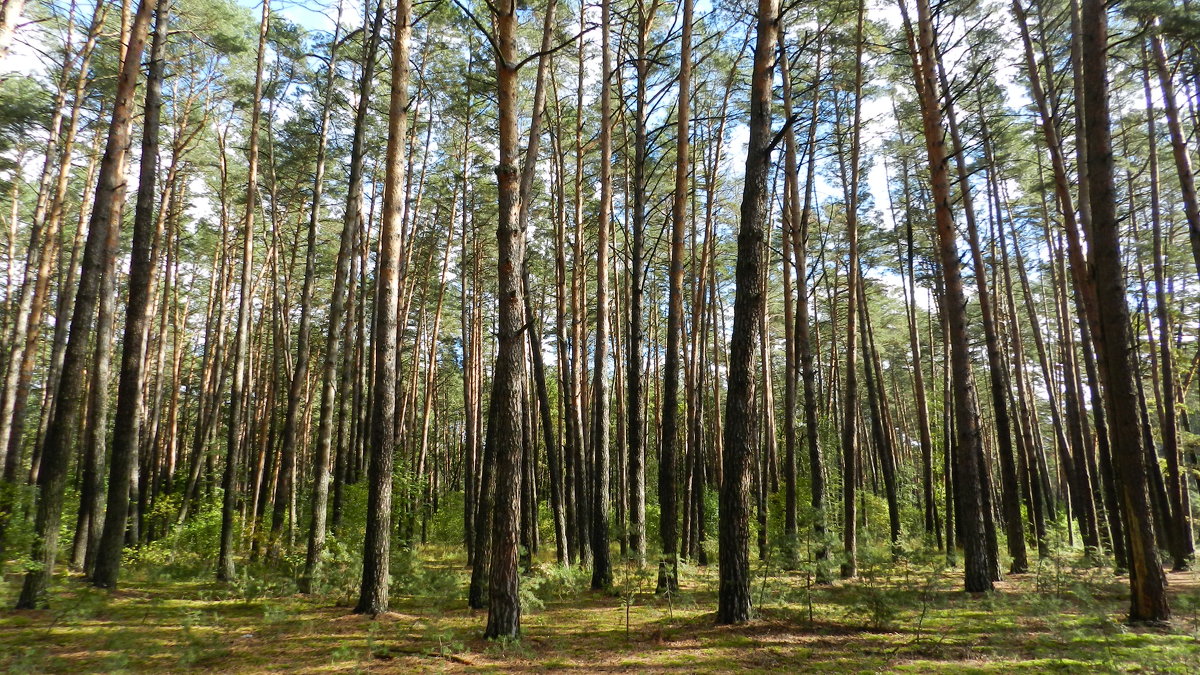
[15,0,153,609]
[91,0,169,588]
[591,0,614,592]
[1078,0,1169,623]
[716,0,777,626]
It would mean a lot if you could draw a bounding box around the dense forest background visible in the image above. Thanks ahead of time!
[1,0,1200,668]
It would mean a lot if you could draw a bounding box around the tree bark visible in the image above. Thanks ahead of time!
[591,0,614,592]
[899,0,993,593]
[356,0,410,616]
[717,0,777,625]
[15,0,153,609]
[218,0,269,582]
[1147,22,1200,283]
[1143,46,1193,570]
[934,51,1027,575]
[92,0,169,589]
[658,0,691,592]
[838,0,865,580]
[300,0,384,594]
[484,0,528,638]
[1079,0,1170,623]
[274,4,343,560]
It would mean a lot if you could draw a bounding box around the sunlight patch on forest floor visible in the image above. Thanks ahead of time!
[3,548,1200,672]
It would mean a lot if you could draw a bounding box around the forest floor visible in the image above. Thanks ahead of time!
[3,547,1200,673]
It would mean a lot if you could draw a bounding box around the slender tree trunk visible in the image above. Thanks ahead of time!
[777,26,801,568]
[625,0,660,566]
[895,150,938,546]
[986,135,1049,558]
[1147,22,1200,282]
[795,38,827,576]
[300,0,384,594]
[217,0,269,582]
[356,0,410,616]
[515,0,564,567]
[900,0,993,592]
[838,0,865,580]
[273,6,343,560]
[858,281,901,554]
[570,3,591,568]
[591,0,614,591]
[1143,49,1193,569]
[658,0,690,592]
[934,53,1027,574]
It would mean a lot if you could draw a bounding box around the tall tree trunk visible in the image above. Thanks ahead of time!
[795,36,827,576]
[838,0,865,580]
[900,0,994,593]
[858,280,901,554]
[934,53,1027,575]
[625,0,660,566]
[274,5,343,560]
[218,0,269,582]
[1143,47,1193,569]
[460,69,479,564]
[570,3,591,568]
[15,0,153,609]
[484,0,527,629]
[590,0,614,592]
[356,0,410,616]
[985,133,1049,557]
[485,0,530,630]
[895,150,938,546]
[300,0,384,594]
[92,0,169,588]
[777,24,800,568]
[515,0,564,567]
[1079,0,1170,623]
[716,0,777,625]
[658,0,690,592]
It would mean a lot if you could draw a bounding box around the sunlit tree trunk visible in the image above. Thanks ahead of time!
[657,0,691,593]
[899,0,993,592]
[217,0,269,582]
[274,4,343,560]
[356,0,410,615]
[590,0,614,591]
[300,0,384,594]
[1147,22,1200,282]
